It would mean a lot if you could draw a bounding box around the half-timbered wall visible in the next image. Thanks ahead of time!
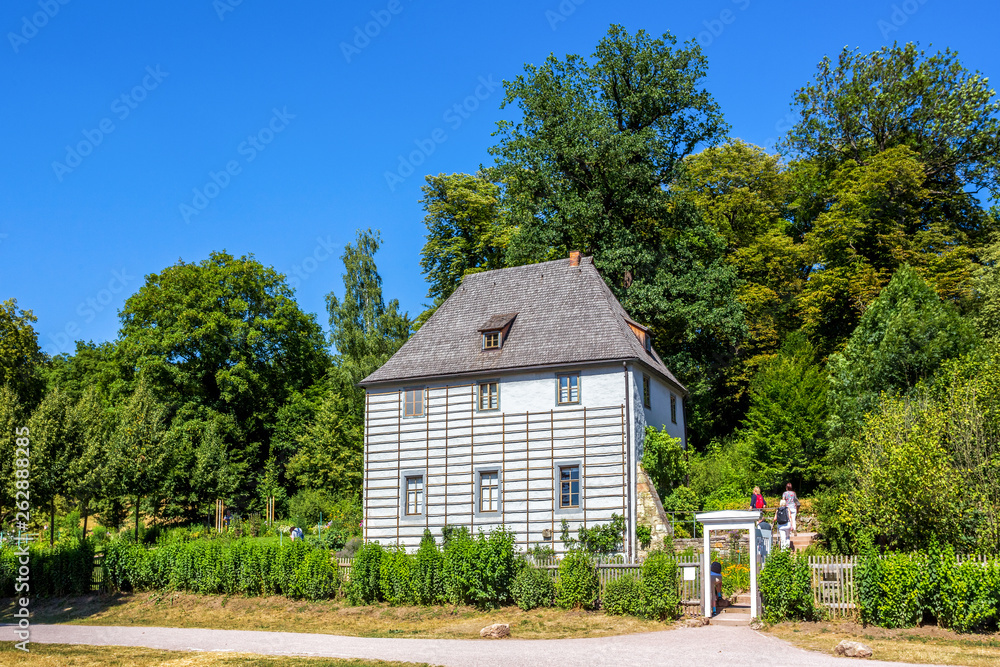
[364,374,628,553]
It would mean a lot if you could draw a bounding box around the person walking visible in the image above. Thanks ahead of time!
[782,483,800,535]
[749,486,767,511]
[775,499,791,549]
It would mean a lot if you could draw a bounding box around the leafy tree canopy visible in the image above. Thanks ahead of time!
[0,298,45,407]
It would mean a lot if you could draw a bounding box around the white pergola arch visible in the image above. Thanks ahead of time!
[695,510,764,619]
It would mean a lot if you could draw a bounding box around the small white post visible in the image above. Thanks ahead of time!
[703,527,712,618]
[749,521,758,619]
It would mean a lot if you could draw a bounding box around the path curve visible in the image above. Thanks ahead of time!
[5,624,943,667]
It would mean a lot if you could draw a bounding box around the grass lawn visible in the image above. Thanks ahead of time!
[0,643,427,666]
[4,593,673,640]
[765,620,1000,667]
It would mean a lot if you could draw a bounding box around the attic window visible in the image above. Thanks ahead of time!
[483,331,501,350]
[479,313,517,352]
[624,317,652,354]
[643,333,651,352]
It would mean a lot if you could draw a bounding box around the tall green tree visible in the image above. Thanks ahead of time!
[26,388,78,543]
[490,25,744,444]
[0,298,45,407]
[419,173,510,307]
[741,333,828,493]
[106,377,169,540]
[0,385,23,525]
[285,388,363,495]
[118,251,330,496]
[326,229,411,407]
[66,386,111,537]
[828,265,979,446]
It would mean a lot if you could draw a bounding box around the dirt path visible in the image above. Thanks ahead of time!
[5,624,944,666]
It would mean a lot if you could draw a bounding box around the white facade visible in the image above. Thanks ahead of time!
[363,363,684,557]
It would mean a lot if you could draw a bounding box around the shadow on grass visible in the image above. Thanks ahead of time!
[1,594,134,624]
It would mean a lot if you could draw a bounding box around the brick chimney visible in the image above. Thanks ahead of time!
[568,250,581,267]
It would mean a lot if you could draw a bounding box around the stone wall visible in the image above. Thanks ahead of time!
[635,464,672,560]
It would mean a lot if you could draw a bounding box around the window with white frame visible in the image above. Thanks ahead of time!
[478,381,499,411]
[480,471,499,513]
[404,388,424,417]
[405,475,424,515]
[557,373,580,404]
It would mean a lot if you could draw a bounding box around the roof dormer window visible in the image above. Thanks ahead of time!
[479,313,517,352]
[483,331,501,350]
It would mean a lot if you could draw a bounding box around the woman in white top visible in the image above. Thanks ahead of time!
[775,499,792,549]
[782,483,800,535]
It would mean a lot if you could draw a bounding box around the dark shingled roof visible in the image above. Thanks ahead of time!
[360,256,685,391]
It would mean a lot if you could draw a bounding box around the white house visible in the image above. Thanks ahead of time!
[359,253,686,559]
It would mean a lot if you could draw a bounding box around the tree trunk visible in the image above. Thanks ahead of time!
[134,496,140,542]
[82,500,89,540]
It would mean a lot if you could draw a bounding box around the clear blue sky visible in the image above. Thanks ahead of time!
[2,0,998,357]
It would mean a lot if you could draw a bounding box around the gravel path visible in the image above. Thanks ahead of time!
[4,624,942,667]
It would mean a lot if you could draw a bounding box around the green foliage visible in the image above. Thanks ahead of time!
[379,545,415,606]
[442,526,520,609]
[555,551,600,610]
[741,333,828,492]
[636,550,680,620]
[573,514,626,557]
[759,548,820,622]
[288,489,337,526]
[412,530,446,605]
[418,172,509,306]
[511,564,555,611]
[688,438,753,505]
[641,428,686,497]
[0,298,45,408]
[286,388,364,496]
[829,265,979,443]
[602,573,643,616]
[636,524,652,550]
[0,539,94,597]
[118,251,329,507]
[721,563,750,598]
[347,541,383,605]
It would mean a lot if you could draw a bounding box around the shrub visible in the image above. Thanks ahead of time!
[379,545,415,606]
[637,550,679,620]
[442,526,520,609]
[759,548,820,623]
[603,573,642,616]
[511,564,555,611]
[412,530,446,605]
[555,551,599,610]
[347,541,383,604]
[636,524,652,550]
[2,539,96,597]
[288,489,337,527]
[296,549,340,600]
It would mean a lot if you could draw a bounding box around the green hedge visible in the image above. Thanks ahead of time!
[601,550,679,620]
[0,540,94,597]
[759,548,820,623]
[858,542,1000,633]
[102,537,339,600]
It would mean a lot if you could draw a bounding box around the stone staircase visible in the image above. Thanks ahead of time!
[790,531,817,552]
[712,593,752,626]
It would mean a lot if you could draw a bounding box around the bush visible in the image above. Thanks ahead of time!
[555,551,599,610]
[297,549,340,601]
[603,573,642,616]
[511,564,555,611]
[379,545,414,606]
[0,539,95,597]
[637,550,679,620]
[289,489,336,527]
[347,541,383,604]
[412,530,446,605]
[759,548,820,623]
[442,526,520,609]
[636,524,652,550]
[722,563,749,597]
